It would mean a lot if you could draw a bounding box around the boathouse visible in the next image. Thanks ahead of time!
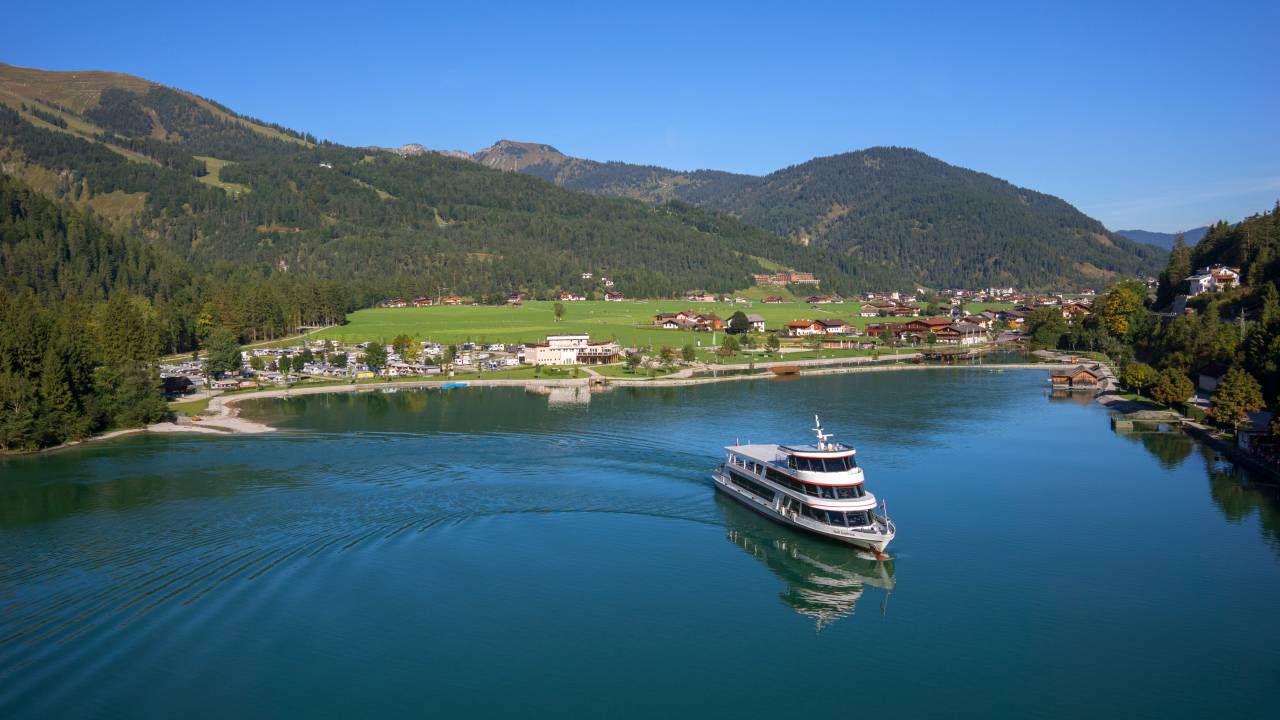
[1049,365,1103,389]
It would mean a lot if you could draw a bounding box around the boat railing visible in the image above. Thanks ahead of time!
[782,510,890,537]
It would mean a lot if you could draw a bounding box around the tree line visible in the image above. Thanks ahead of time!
[1026,203,1280,433]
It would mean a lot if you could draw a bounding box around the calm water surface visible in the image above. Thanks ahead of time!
[2,370,1278,718]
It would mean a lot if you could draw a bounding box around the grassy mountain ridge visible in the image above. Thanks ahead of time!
[1,60,1161,297]
[1,62,903,301]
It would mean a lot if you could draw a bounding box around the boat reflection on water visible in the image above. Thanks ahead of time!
[715,494,896,631]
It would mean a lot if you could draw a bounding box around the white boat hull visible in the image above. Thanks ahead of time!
[712,470,894,554]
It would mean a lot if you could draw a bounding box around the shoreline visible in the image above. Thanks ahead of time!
[201,360,1083,431]
[7,360,1080,456]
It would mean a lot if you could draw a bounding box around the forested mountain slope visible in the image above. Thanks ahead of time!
[1191,205,1280,288]
[0,62,908,303]
[1116,226,1210,250]
[473,142,1166,288]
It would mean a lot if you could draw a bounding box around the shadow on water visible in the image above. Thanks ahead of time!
[0,436,310,528]
[1107,418,1279,555]
[1127,432,1197,471]
[1200,445,1280,557]
[714,493,895,631]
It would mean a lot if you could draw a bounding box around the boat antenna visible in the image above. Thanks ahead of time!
[813,414,833,450]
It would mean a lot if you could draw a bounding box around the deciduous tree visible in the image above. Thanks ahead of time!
[1149,367,1193,406]
[1211,367,1264,429]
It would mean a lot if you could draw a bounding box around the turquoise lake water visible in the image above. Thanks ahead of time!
[2,369,1278,718]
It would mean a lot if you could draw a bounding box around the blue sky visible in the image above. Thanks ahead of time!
[5,0,1278,232]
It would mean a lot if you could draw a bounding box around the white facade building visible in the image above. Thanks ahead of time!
[524,335,621,365]
[1185,265,1240,296]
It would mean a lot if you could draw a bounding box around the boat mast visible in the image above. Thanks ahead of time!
[812,414,833,451]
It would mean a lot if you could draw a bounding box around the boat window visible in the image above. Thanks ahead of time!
[728,471,775,501]
[819,485,835,499]
[827,511,846,526]
[822,457,853,472]
[835,485,865,499]
[845,511,870,527]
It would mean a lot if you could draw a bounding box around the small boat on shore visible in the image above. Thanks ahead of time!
[770,365,800,376]
[713,416,895,554]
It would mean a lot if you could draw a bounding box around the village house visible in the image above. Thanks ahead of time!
[161,376,195,397]
[858,304,880,317]
[999,309,1027,326]
[934,322,987,345]
[412,296,434,307]
[604,291,625,301]
[753,271,820,286]
[816,318,852,335]
[964,315,993,330]
[761,296,785,304]
[523,335,621,365]
[601,277,615,288]
[1061,301,1092,321]
[1186,265,1241,296]
[656,311,720,331]
[1197,361,1231,394]
[442,296,465,305]
[806,295,835,304]
[581,272,593,280]
[745,314,767,332]
[784,320,825,337]
[559,291,586,301]
[654,313,681,329]
[865,322,904,339]
[686,292,716,302]
[507,292,525,304]
[382,298,408,308]
[902,317,955,335]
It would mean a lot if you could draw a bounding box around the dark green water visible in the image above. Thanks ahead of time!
[2,370,1278,718]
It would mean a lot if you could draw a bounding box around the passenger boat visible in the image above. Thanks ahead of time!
[713,416,895,554]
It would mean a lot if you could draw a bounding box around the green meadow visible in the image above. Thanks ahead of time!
[308,300,1011,347]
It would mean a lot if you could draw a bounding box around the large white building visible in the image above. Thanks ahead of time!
[523,335,621,366]
[1186,265,1240,296]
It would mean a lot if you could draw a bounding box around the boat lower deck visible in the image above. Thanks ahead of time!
[712,470,894,554]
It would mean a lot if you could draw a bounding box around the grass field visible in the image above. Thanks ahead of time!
[168,397,211,416]
[590,364,680,379]
[308,300,1011,347]
[194,156,251,195]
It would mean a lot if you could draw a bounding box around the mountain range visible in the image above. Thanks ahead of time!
[0,60,1164,301]
[414,139,1167,289]
[1115,226,1209,250]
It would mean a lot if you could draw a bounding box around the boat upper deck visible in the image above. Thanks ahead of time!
[727,444,793,466]
[780,442,856,458]
[726,443,864,484]
[728,443,856,464]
